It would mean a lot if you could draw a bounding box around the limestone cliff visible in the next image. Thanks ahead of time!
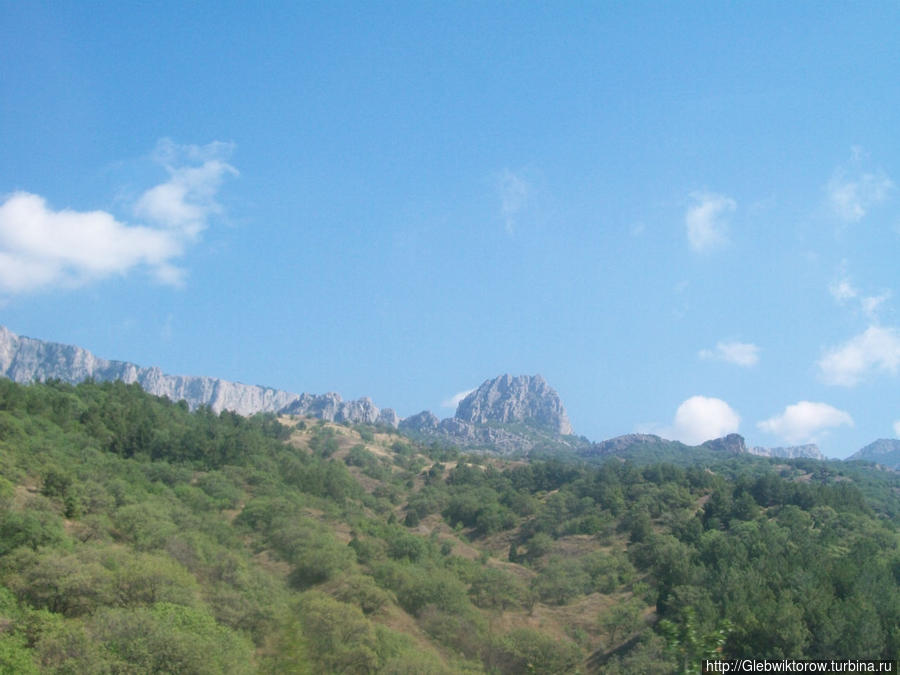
[0,326,398,425]
[454,374,573,435]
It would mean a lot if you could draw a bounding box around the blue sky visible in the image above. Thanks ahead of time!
[2,2,899,458]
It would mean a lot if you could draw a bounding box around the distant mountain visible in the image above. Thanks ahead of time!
[0,326,398,425]
[847,439,900,470]
[4,325,887,465]
[581,433,683,458]
[0,328,567,449]
[579,432,826,464]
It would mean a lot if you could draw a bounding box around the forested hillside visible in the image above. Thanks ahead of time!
[0,380,897,673]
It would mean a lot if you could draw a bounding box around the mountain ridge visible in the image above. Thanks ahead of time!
[0,326,399,425]
[2,325,894,463]
[580,432,827,463]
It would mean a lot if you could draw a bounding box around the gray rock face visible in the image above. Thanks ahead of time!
[704,435,825,460]
[703,434,749,455]
[377,408,401,428]
[748,444,825,460]
[396,375,577,455]
[433,417,553,454]
[0,326,398,426]
[279,394,399,427]
[455,374,573,435]
[399,410,440,433]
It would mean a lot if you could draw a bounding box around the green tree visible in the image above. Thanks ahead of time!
[298,591,379,673]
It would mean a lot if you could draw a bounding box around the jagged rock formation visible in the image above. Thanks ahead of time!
[0,326,398,425]
[704,435,825,460]
[847,439,900,470]
[398,375,579,455]
[748,444,825,460]
[455,374,573,435]
[280,393,399,427]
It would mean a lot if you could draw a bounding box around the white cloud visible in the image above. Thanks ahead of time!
[0,192,183,293]
[819,325,900,386]
[685,191,735,253]
[827,169,892,223]
[698,341,760,367]
[497,169,528,235]
[758,401,853,444]
[893,420,900,437]
[666,395,741,445]
[441,389,474,409]
[828,265,891,320]
[135,139,237,237]
[0,139,235,296]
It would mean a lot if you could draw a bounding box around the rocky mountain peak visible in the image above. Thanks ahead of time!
[454,374,573,435]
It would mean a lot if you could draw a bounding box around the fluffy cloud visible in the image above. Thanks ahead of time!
[757,401,853,444]
[0,193,184,293]
[497,169,529,235]
[827,169,892,223]
[667,395,741,445]
[0,140,235,295]
[441,389,474,409]
[819,325,900,386]
[894,420,900,437]
[698,341,760,367]
[685,192,735,253]
[135,139,237,237]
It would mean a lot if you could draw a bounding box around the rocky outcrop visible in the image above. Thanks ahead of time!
[703,433,748,455]
[705,435,825,460]
[0,326,398,426]
[396,375,577,455]
[748,444,825,460]
[455,374,573,435]
[278,393,399,427]
[399,411,440,433]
